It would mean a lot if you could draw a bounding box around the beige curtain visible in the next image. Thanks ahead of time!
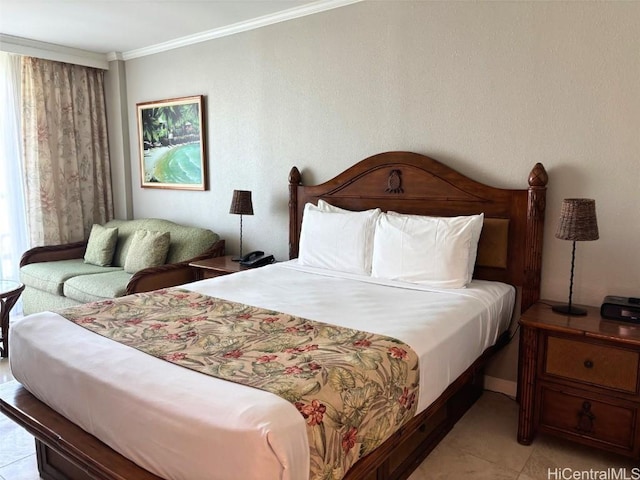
[21,57,113,246]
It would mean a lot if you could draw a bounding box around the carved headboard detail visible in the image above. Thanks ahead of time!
[289,151,548,312]
[385,169,403,194]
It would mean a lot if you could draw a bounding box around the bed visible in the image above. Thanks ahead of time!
[0,151,548,480]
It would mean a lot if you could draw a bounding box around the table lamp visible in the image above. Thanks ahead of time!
[229,190,253,261]
[552,198,599,316]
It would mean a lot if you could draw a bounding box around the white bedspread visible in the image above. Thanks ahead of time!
[10,261,514,480]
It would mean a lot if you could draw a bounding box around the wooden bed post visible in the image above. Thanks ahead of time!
[288,166,302,260]
[522,163,548,312]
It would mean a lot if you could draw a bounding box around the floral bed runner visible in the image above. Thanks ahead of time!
[60,288,419,479]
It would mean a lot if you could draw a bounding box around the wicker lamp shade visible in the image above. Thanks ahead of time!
[553,198,599,316]
[555,198,598,242]
[229,190,254,216]
[229,190,253,261]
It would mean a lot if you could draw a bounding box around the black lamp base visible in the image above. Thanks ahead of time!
[552,304,588,316]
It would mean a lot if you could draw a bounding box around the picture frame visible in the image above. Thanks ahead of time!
[137,95,207,190]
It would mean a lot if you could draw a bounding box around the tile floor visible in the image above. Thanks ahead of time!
[0,357,637,480]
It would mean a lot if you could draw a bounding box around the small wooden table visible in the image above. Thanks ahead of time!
[0,280,25,358]
[189,255,247,280]
[518,301,640,460]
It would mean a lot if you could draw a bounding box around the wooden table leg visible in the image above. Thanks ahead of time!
[517,324,538,445]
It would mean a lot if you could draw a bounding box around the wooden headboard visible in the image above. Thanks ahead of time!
[288,151,548,313]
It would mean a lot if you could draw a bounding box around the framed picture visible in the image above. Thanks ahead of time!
[137,95,207,190]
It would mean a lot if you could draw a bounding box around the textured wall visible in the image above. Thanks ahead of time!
[119,1,640,310]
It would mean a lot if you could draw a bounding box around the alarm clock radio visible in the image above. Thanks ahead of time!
[600,296,640,323]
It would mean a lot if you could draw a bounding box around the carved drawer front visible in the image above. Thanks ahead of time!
[540,387,637,451]
[387,405,448,474]
[545,336,639,393]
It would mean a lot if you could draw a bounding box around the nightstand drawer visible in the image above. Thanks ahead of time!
[545,336,639,393]
[539,386,637,451]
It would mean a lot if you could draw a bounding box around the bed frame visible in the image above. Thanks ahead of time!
[0,151,547,480]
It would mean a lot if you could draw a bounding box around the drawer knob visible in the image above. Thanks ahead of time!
[576,401,595,433]
[583,359,594,369]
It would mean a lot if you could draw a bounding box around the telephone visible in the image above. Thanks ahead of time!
[239,250,275,268]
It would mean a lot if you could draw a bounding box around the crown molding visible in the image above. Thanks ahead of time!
[0,0,362,67]
[107,51,124,62]
[121,0,363,60]
[0,34,109,69]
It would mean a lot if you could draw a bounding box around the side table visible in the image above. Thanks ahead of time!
[518,301,640,460]
[0,280,25,358]
[189,255,248,280]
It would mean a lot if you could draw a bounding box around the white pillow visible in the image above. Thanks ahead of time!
[298,203,380,275]
[387,211,484,283]
[371,212,484,288]
[316,199,349,213]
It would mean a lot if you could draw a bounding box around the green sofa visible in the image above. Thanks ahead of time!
[20,218,225,315]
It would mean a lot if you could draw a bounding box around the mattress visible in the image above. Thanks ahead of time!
[10,261,515,480]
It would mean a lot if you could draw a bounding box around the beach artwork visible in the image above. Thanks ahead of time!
[137,95,207,190]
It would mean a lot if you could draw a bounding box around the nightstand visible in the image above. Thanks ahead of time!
[189,255,248,279]
[518,301,640,460]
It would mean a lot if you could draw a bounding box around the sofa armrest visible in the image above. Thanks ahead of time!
[20,241,88,267]
[125,262,196,295]
[125,239,225,295]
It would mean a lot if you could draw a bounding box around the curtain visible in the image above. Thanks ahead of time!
[21,57,113,246]
[0,53,29,288]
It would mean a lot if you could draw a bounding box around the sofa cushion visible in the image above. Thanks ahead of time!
[20,259,122,296]
[124,230,171,273]
[22,287,82,314]
[104,218,219,267]
[63,270,133,304]
[104,219,147,267]
[84,224,119,266]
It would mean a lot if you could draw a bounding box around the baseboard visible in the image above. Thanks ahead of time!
[484,375,517,398]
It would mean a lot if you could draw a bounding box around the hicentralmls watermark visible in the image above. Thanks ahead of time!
[548,468,640,480]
